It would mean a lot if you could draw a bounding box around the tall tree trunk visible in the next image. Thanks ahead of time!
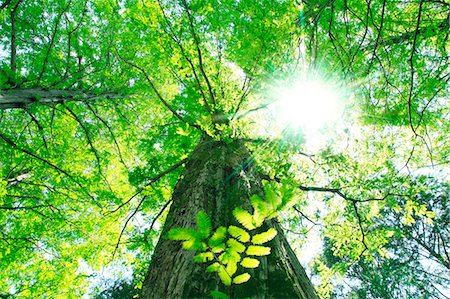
[141,136,318,298]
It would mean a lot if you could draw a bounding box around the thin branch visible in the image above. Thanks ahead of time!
[180,0,216,108]
[9,0,23,83]
[0,0,13,10]
[0,132,98,206]
[155,0,211,114]
[107,158,187,214]
[235,101,272,120]
[37,0,72,84]
[61,103,109,185]
[293,205,323,227]
[84,102,127,167]
[115,48,201,130]
[351,201,369,258]
[112,194,148,259]
[366,0,386,74]
[407,0,424,137]
[144,199,173,243]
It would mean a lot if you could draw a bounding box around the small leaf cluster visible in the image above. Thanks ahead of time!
[166,185,296,295]
[166,208,277,288]
[0,179,6,198]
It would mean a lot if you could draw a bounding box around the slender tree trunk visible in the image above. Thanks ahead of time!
[141,135,318,298]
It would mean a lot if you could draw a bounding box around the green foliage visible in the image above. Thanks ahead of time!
[194,252,214,263]
[227,226,250,243]
[196,211,212,238]
[210,290,229,299]
[232,208,259,231]
[232,273,251,285]
[246,245,271,256]
[208,226,228,247]
[0,0,448,296]
[166,228,198,241]
[0,180,6,198]
[251,228,277,245]
[240,257,260,269]
[167,195,282,292]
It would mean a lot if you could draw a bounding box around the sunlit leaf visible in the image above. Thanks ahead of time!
[207,262,221,273]
[240,257,260,268]
[211,243,226,253]
[218,266,232,286]
[233,208,256,230]
[228,225,250,243]
[246,245,271,256]
[225,261,238,277]
[227,238,246,253]
[209,226,228,247]
[233,273,251,284]
[194,252,214,263]
[251,228,277,245]
[196,211,212,239]
[167,228,197,241]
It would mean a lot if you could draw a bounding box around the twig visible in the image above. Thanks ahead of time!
[180,0,216,108]
[107,158,188,214]
[115,47,201,130]
[0,132,99,206]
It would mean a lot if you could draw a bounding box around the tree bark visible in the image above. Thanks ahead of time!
[141,135,318,298]
[0,88,122,109]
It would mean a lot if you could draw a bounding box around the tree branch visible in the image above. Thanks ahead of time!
[107,157,187,214]
[180,0,216,108]
[0,88,123,109]
[115,48,201,130]
[156,0,212,114]
[0,132,98,206]
[0,0,12,10]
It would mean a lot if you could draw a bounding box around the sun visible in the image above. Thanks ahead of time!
[272,78,344,133]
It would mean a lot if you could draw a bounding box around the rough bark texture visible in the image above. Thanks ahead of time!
[141,136,318,299]
[0,88,121,109]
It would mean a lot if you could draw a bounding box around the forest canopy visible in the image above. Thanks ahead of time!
[0,0,449,298]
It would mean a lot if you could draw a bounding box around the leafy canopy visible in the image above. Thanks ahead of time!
[0,0,449,297]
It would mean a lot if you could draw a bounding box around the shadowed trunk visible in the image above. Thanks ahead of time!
[141,136,318,298]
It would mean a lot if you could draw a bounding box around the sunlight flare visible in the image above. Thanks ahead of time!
[272,78,344,132]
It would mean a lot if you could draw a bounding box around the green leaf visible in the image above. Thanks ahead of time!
[264,184,281,209]
[166,228,197,241]
[246,245,271,256]
[250,194,269,218]
[228,225,250,243]
[226,261,238,277]
[251,228,277,244]
[207,262,221,273]
[280,183,296,208]
[182,239,206,251]
[233,207,256,230]
[196,211,212,239]
[0,179,6,198]
[233,273,251,284]
[209,226,228,247]
[240,257,260,268]
[210,290,229,299]
[194,252,214,263]
[176,124,190,136]
[218,266,232,286]
[226,238,246,253]
[211,243,226,253]
[264,185,281,218]
[220,248,241,265]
